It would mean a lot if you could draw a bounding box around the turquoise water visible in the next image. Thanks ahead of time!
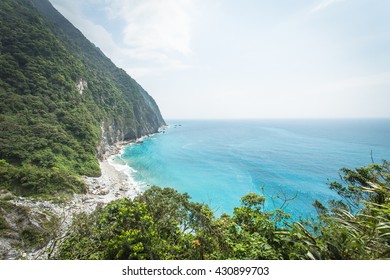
[119,119,390,218]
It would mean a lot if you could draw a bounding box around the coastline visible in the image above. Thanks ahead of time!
[77,134,155,212]
[81,142,142,211]
[5,137,149,260]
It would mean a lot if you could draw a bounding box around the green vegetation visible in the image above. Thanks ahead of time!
[57,161,390,260]
[307,161,390,259]
[58,187,218,260]
[0,0,164,198]
[0,159,86,197]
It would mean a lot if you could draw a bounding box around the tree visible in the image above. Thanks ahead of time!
[57,187,218,260]
[306,161,390,259]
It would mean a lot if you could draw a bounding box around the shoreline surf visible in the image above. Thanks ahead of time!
[3,133,161,260]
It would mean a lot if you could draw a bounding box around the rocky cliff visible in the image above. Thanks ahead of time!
[0,0,165,178]
[0,0,165,258]
[30,0,166,158]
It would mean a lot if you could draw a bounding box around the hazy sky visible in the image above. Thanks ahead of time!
[49,0,390,119]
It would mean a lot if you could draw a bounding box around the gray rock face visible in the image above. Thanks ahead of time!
[96,82,166,158]
[30,0,166,159]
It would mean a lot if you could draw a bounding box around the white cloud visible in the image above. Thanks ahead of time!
[110,0,191,54]
[103,0,194,75]
[49,0,119,56]
[49,0,193,78]
[311,0,344,13]
[49,0,390,118]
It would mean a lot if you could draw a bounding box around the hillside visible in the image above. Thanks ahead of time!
[0,0,165,195]
[0,0,165,258]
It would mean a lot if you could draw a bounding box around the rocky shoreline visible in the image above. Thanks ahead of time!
[1,140,143,260]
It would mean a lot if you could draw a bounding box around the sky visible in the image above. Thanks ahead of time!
[49,0,390,119]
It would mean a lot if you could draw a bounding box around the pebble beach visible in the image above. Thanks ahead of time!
[4,142,140,260]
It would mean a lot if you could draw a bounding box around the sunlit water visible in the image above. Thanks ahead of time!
[116,119,390,219]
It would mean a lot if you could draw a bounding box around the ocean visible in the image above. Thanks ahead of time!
[114,119,390,219]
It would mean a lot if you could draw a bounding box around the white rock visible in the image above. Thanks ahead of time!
[97,189,109,195]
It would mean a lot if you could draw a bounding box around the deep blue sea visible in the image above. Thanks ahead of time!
[117,119,390,219]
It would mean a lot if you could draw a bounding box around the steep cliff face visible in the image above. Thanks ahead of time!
[96,81,166,158]
[30,0,166,157]
[0,0,165,185]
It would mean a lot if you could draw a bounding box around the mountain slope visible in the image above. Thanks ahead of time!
[0,0,165,197]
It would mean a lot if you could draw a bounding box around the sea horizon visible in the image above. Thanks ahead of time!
[115,118,390,219]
